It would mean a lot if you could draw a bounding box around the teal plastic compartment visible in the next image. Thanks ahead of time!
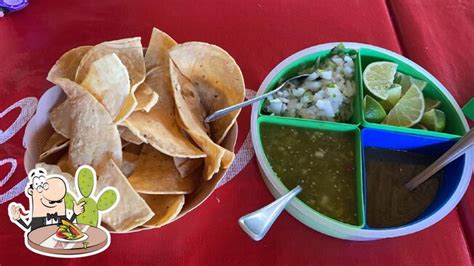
[256,115,365,228]
[251,43,471,240]
[359,48,466,138]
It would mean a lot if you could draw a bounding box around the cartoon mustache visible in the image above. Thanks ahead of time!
[48,199,63,204]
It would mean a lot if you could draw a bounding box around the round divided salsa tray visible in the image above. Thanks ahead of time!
[250,43,472,240]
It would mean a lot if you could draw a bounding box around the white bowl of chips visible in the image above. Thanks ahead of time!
[23,28,245,232]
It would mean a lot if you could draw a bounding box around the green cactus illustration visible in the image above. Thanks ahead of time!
[76,198,98,226]
[97,189,118,211]
[78,167,94,197]
[65,166,118,227]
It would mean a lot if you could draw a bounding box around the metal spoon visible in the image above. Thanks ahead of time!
[405,128,474,191]
[238,186,302,241]
[205,74,310,123]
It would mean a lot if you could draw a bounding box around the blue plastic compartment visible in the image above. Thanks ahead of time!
[361,128,464,229]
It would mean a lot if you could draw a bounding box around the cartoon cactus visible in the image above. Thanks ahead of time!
[65,166,118,227]
[78,167,94,198]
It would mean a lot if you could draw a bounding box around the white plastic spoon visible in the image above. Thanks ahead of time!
[238,186,302,241]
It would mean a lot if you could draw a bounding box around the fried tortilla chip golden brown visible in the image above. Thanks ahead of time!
[80,53,130,119]
[75,38,145,89]
[173,157,203,178]
[47,46,92,83]
[124,67,206,158]
[141,194,184,228]
[134,82,159,112]
[97,159,154,232]
[39,133,69,161]
[128,145,195,194]
[53,78,122,171]
[121,151,139,177]
[169,42,245,144]
[118,125,144,145]
[170,62,233,180]
[124,29,205,158]
[49,101,73,138]
[75,37,146,123]
[56,153,74,176]
[145,28,177,71]
[122,141,143,155]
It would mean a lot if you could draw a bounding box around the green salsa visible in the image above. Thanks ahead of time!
[260,123,359,225]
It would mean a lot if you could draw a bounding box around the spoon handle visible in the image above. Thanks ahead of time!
[204,86,282,123]
[238,185,302,241]
[405,128,474,191]
[205,73,309,123]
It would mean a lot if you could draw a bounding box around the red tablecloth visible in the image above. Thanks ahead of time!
[387,0,474,254]
[0,0,472,265]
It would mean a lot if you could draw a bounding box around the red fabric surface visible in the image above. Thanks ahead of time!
[388,0,474,255]
[0,0,472,265]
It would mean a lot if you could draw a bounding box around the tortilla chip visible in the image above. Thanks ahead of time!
[53,78,122,171]
[221,149,235,169]
[122,141,143,155]
[39,133,69,161]
[47,46,92,83]
[75,37,145,88]
[50,69,114,139]
[75,37,146,123]
[145,28,177,71]
[173,157,203,178]
[97,159,154,232]
[135,82,159,112]
[81,53,130,119]
[50,75,101,138]
[128,145,195,194]
[42,132,68,151]
[118,125,144,145]
[141,194,184,228]
[169,42,245,144]
[170,62,235,180]
[121,151,139,177]
[123,67,206,158]
[115,93,139,124]
[49,100,73,138]
[56,153,74,176]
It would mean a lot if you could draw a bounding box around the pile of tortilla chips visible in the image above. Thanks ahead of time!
[38,28,245,232]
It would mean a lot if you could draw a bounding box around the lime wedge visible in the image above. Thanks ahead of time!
[410,76,427,91]
[379,84,402,111]
[384,84,425,127]
[420,109,446,132]
[424,98,441,112]
[364,95,387,123]
[395,72,426,94]
[395,72,411,94]
[394,72,402,84]
[363,62,398,100]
